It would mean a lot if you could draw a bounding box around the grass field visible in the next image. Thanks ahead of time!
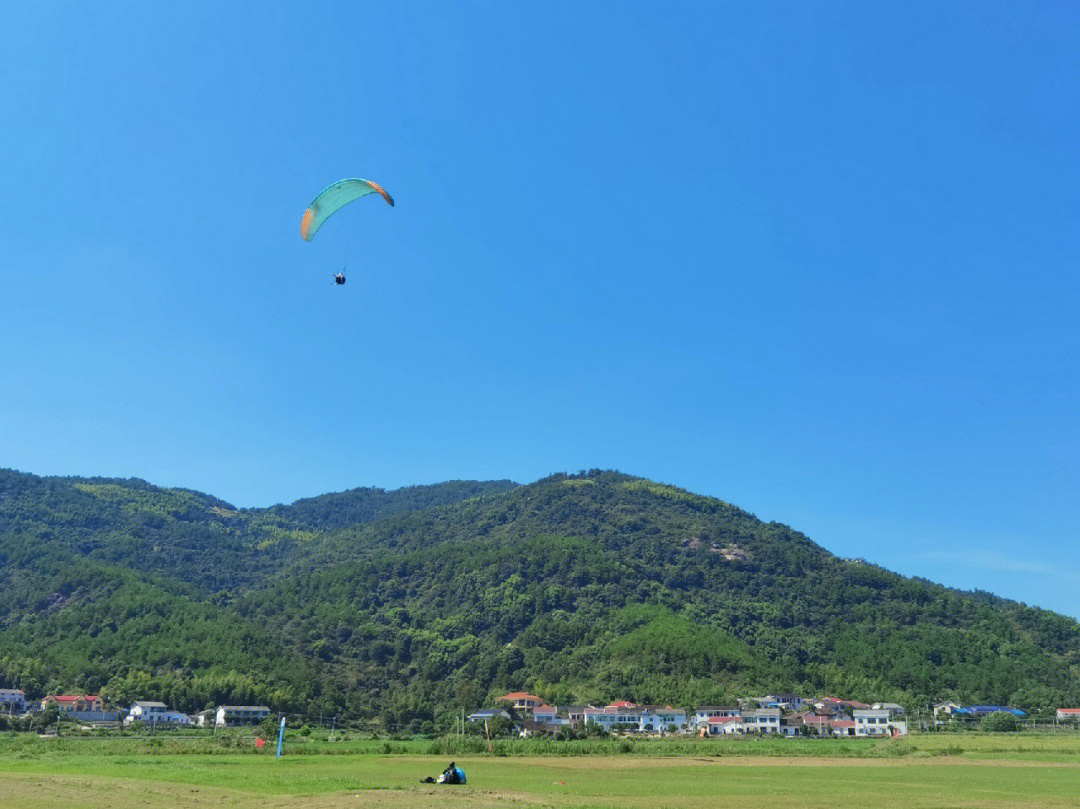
[1,734,1078,808]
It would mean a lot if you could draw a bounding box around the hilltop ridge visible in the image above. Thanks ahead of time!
[1,467,1078,726]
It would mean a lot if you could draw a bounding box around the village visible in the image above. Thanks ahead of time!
[0,690,268,729]
[3,686,1076,737]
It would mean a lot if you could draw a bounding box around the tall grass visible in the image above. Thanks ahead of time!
[4,731,1079,760]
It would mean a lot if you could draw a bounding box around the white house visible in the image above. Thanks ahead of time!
[215,705,270,726]
[704,715,744,735]
[780,718,801,737]
[639,706,687,733]
[0,689,27,714]
[583,706,642,732]
[497,692,543,711]
[854,709,906,737]
[532,705,561,725]
[125,701,192,726]
[582,705,687,734]
[830,719,856,737]
[125,701,167,724]
[694,706,740,727]
[1057,708,1080,722]
[741,708,781,734]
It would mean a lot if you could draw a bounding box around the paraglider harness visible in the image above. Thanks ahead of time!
[333,272,346,285]
[422,761,466,785]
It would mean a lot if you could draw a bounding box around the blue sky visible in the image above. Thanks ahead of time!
[2,3,1077,617]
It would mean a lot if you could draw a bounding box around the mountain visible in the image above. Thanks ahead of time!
[1,468,1078,729]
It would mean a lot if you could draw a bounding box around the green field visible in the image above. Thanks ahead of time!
[1,734,1079,808]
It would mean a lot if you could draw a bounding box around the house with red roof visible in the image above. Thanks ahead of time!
[693,705,740,727]
[41,695,102,713]
[830,719,856,737]
[497,692,543,711]
[704,715,744,735]
[38,694,122,723]
[532,704,559,724]
[1057,708,1080,721]
[801,714,832,736]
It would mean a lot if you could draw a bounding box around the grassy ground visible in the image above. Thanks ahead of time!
[1,734,1078,808]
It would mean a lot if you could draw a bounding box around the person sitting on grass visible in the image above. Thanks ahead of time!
[420,761,465,784]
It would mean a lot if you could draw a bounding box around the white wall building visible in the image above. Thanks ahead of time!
[741,708,781,734]
[0,689,27,714]
[125,701,192,726]
[639,706,688,733]
[694,706,739,727]
[854,709,906,737]
[583,707,643,732]
[705,716,744,735]
[216,705,270,726]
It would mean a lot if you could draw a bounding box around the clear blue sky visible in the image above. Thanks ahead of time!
[2,3,1077,617]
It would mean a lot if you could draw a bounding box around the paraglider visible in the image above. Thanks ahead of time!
[300,178,394,242]
[301,178,394,287]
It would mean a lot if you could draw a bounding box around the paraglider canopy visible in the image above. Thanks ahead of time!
[301,178,394,241]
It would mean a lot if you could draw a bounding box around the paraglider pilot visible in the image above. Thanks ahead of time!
[420,761,465,784]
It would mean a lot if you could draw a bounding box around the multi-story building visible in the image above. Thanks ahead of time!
[497,692,544,712]
[639,706,688,733]
[693,706,740,727]
[854,708,907,737]
[741,707,781,734]
[583,706,643,732]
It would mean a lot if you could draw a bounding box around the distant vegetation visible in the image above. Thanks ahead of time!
[2,468,1079,725]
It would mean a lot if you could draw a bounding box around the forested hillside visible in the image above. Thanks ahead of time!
[1,468,1078,729]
